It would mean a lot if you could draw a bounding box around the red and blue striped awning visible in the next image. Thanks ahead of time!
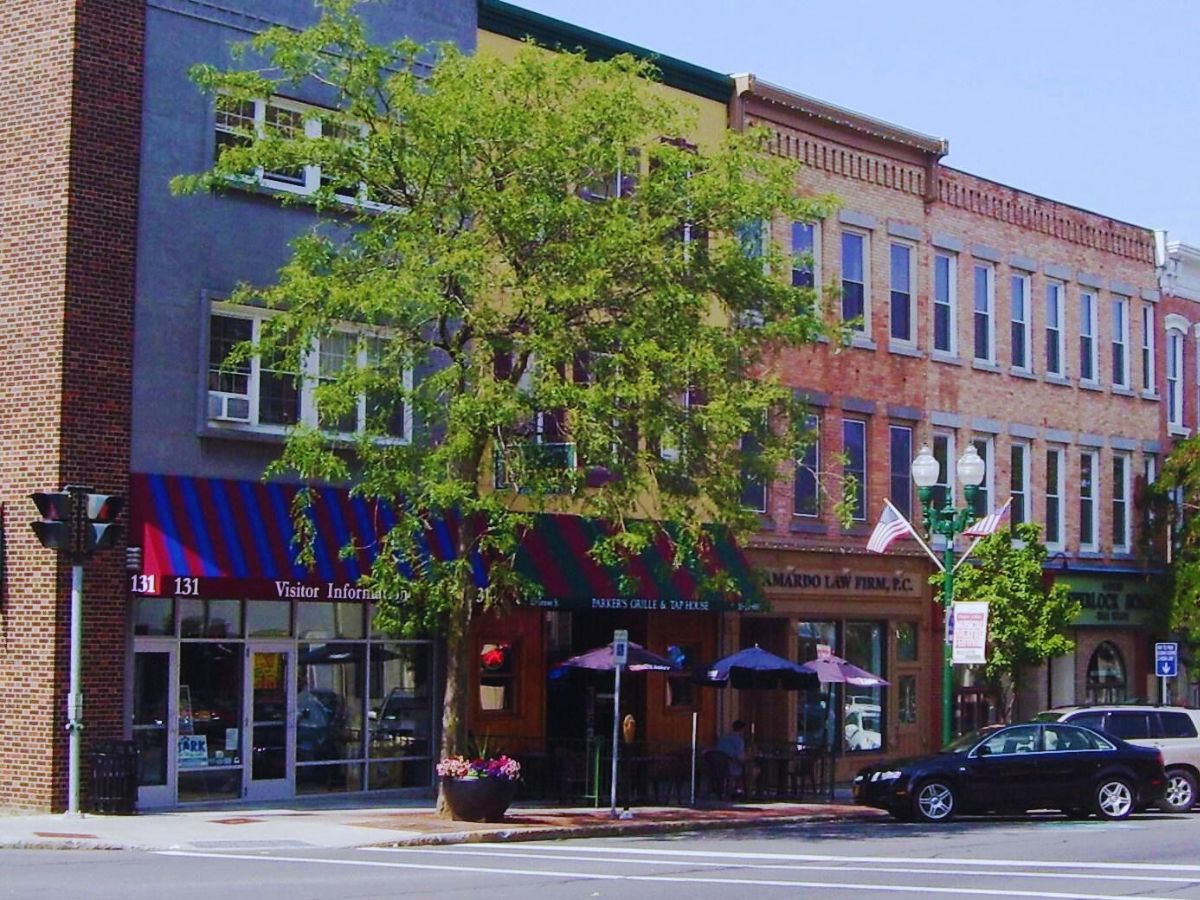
[129,472,758,610]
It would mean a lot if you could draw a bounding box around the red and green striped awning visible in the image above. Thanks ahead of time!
[129,472,758,611]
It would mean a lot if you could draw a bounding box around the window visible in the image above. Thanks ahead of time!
[932,432,954,510]
[1142,305,1156,392]
[843,418,867,521]
[740,431,767,513]
[890,242,915,343]
[737,219,764,260]
[1010,442,1029,525]
[478,642,516,712]
[1112,296,1129,388]
[579,148,638,201]
[794,414,820,518]
[843,621,886,753]
[933,253,956,354]
[1046,281,1065,376]
[207,306,411,440]
[792,221,819,289]
[1046,446,1064,547]
[1079,451,1098,550]
[1168,328,1184,430]
[1079,289,1097,383]
[973,263,994,362]
[1085,642,1127,704]
[889,424,914,521]
[1011,273,1031,370]
[214,95,368,201]
[841,230,868,333]
[1112,452,1130,552]
[970,437,993,519]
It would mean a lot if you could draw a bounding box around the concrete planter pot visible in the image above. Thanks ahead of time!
[442,776,519,822]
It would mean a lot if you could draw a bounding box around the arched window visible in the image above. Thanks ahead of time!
[1086,641,1127,704]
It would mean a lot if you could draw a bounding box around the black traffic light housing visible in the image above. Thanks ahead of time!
[30,486,125,559]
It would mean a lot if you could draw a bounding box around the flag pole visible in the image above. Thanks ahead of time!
[884,498,945,572]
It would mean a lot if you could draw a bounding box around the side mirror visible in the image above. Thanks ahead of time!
[976,745,992,757]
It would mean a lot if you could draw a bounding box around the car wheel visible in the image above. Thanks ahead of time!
[1159,769,1198,813]
[1094,777,1135,820]
[913,780,956,823]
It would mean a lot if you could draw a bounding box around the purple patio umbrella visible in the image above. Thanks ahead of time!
[560,641,681,673]
[802,653,889,687]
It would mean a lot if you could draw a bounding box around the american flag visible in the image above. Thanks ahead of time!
[963,497,1013,538]
[866,500,915,553]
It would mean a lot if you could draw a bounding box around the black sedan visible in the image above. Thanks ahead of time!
[853,722,1166,823]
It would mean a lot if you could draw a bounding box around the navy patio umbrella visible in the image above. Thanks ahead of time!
[701,644,820,690]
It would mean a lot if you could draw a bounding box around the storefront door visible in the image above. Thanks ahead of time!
[244,643,295,801]
[133,643,177,808]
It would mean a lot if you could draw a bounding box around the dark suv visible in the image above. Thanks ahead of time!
[1034,706,1200,812]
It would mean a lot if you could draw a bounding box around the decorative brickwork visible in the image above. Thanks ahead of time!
[0,0,142,810]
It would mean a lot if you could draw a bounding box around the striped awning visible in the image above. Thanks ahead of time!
[129,472,758,610]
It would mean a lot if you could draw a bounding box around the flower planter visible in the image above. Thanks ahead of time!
[442,776,519,822]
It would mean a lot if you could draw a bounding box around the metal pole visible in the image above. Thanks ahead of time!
[610,661,622,817]
[67,563,84,816]
[942,541,955,748]
[690,711,697,806]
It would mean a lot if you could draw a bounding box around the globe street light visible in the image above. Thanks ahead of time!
[911,444,985,746]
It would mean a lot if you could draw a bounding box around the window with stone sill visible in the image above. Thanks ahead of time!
[478,641,517,713]
[206,304,412,442]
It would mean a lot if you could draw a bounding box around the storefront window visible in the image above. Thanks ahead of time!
[179,599,241,638]
[133,597,174,636]
[895,622,918,662]
[665,644,696,708]
[796,621,836,750]
[247,600,291,637]
[177,642,243,802]
[1086,641,1127,704]
[843,621,886,753]
[369,642,433,789]
[296,602,365,639]
[478,641,517,712]
[296,642,365,794]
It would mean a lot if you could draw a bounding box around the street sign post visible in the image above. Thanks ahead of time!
[610,629,629,818]
[1156,642,1179,704]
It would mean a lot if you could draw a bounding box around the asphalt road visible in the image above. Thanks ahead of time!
[5,812,1200,899]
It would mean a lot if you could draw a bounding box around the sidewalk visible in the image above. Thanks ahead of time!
[0,792,878,852]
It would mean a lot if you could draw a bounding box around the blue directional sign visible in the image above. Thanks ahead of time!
[1156,642,1179,678]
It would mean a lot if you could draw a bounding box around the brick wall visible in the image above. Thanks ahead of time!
[0,0,142,810]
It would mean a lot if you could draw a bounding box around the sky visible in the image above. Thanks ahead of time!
[514,0,1200,246]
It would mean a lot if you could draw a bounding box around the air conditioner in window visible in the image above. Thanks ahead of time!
[208,391,251,423]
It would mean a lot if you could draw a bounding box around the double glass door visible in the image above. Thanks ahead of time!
[133,640,296,805]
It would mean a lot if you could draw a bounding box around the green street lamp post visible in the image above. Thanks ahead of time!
[910,443,985,747]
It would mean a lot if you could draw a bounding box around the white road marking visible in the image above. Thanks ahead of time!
[364,846,1200,886]
[153,850,1179,898]
[471,842,1200,874]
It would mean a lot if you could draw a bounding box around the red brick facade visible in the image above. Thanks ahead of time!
[0,0,142,810]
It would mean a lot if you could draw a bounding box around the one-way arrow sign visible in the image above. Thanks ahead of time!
[1156,642,1179,678]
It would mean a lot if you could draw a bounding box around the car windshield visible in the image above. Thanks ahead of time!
[939,727,998,754]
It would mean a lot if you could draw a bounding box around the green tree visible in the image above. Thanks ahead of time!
[933,523,1080,721]
[175,0,834,793]
[1148,436,1200,657]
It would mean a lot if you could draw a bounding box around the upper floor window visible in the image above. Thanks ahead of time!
[933,253,956,354]
[973,263,994,363]
[1011,273,1031,371]
[1112,452,1131,553]
[1079,290,1097,383]
[1045,281,1065,377]
[579,148,639,201]
[740,431,767,514]
[970,437,993,519]
[1010,441,1029,526]
[792,221,819,289]
[1111,296,1130,388]
[890,242,915,344]
[794,414,820,518]
[1045,446,1064,548]
[1079,450,1098,550]
[1167,327,1185,430]
[841,230,869,333]
[931,431,954,511]
[842,418,867,521]
[207,305,411,441]
[889,424,914,521]
[1142,305,1156,393]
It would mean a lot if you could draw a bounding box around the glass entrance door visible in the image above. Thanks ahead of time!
[133,644,177,808]
[245,643,295,800]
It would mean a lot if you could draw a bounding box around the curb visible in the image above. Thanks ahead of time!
[375,808,883,847]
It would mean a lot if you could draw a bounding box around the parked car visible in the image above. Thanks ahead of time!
[853,722,1166,823]
[844,701,882,751]
[1033,705,1200,813]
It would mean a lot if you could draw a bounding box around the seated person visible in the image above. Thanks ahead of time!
[717,720,752,795]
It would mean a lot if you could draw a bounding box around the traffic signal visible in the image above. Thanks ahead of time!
[84,493,124,553]
[30,492,75,551]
